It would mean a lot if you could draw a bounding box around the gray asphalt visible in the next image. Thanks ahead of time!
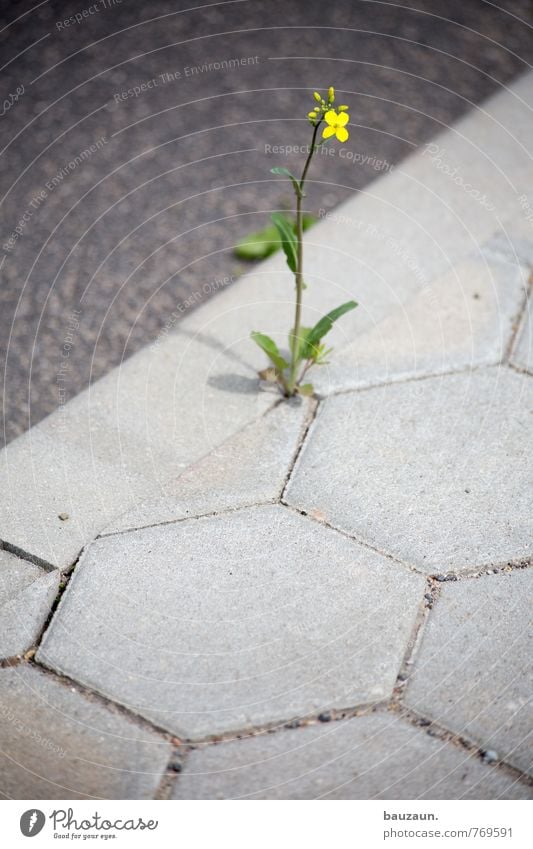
[1,0,532,446]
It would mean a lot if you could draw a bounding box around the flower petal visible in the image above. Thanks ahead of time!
[336,112,349,127]
[324,110,338,126]
[322,125,336,139]
[336,126,349,142]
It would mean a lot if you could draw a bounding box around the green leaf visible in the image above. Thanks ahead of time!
[234,223,282,260]
[270,167,302,195]
[297,383,314,396]
[305,301,358,355]
[251,331,289,373]
[271,212,298,273]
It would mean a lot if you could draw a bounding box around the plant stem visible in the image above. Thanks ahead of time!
[287,120,320,394]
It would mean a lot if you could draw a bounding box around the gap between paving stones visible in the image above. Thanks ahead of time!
[1,248,530,567]
[4,649,533,796]
[391,577,437,704]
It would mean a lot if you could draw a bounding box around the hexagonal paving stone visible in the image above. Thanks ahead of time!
[405,569,533,776]
[0,550,59,659]
[285,368,532,574]
[37,505,424,740]
[171,713,531,799]
[312,257,528,396]
[0,666,170,799]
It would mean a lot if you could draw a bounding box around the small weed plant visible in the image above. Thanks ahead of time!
[251,87,357,397]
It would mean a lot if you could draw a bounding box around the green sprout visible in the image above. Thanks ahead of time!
[251,86,357,397]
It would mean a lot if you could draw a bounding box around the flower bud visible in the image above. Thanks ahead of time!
[338,104,349,111]
[328,86,335,101]
[313,91,321,102]
[308,111,317,119]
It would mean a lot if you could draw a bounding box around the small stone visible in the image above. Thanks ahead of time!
[424,593,433,601]
[445,575,458,582]
[318,712,332,723]
[58,513,69,521]
[419,718,431,727]
[168,753,183,773]
[436,575,447,582]
[286,719,300,729]
[397,672,409,682]
[483,750,499,764]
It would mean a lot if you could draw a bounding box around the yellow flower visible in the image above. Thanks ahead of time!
[322,109,349,143]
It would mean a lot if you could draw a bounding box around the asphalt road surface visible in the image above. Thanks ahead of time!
[1,0,532,445]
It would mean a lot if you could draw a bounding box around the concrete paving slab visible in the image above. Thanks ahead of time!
[405,569,533,776]
[179,72,533,373]
[487,211,533,268]
[0,427,154,570]
[510,304,532,373]
[285,368,532,574]
[0,323,275,568]
[0,550,59,660]
[0,666,171,799]
[4,72,533,572]
[311,256,528,395]
[39,326,274,486]
[171,712,531,799]
[103,398,311,535]
[37,505,424,740]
